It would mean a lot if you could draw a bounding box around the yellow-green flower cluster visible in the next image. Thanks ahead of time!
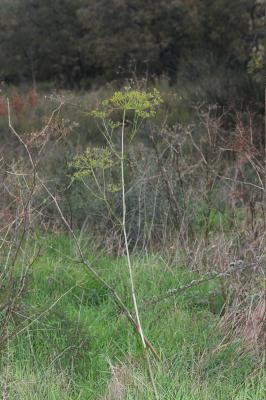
[106,183,121,193]
[69,147,115,180]
[91,88,162,119]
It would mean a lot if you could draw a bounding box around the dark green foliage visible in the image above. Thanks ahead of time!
[0,0,260,105]
[77,0,200,80]
[0,0,83,85]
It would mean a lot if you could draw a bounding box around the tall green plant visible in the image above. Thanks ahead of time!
[70,87,162,397]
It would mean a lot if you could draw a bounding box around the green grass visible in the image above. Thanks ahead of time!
[0,235,264,399]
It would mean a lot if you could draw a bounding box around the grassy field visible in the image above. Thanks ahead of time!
[0,235,264,400]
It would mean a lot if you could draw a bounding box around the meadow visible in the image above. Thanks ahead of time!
[0,1,265,397]
[0,83,265,399]
[1,235,265,400]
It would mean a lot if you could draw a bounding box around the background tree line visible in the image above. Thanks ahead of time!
[0,0,263,102]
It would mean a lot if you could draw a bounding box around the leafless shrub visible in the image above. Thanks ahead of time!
[130,105,265,352]
[0,96,64,348]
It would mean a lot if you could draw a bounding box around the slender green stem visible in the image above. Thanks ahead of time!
[120,110,146,349]
[120,109,159,399]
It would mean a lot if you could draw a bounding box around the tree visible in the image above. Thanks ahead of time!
[77,0,200,81]
[0,0,83,85]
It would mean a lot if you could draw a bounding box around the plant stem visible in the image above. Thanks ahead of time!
[40,178,159,361]
[120,110,146,349]
[121,110,159,400]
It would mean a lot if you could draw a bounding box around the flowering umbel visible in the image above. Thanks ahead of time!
[91,87,162,119]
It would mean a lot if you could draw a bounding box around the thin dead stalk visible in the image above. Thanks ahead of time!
[40,179,160,361]
[7,99,36,266]
[145,263,250,306]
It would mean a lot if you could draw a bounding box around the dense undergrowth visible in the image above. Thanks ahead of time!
[0,83,264,399]
[0,3,264,399]
[0,235,264,399]
[1,80,264,245]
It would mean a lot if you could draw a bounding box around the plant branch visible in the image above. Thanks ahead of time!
[39,178,160,360]
[145,263,250,306]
